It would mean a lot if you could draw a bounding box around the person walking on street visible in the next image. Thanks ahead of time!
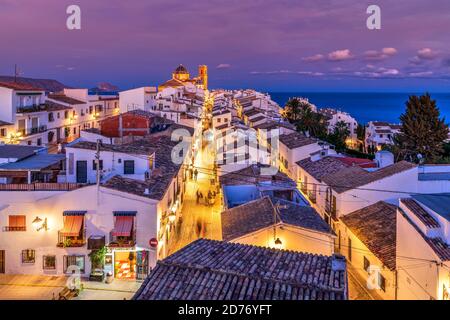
[194,169,198,181]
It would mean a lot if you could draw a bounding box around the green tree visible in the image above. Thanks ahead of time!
[282,98,306,124]
[393,93,448,163]
[282,98,327,138]
[326,121,350,152]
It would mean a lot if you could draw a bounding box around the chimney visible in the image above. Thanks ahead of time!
[144,188,150,195]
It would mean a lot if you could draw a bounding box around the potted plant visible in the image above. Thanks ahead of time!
[88,246,107,282]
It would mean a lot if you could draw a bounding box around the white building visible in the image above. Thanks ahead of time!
[319,108,358,147]
[365,121,402,151]
[0,83,119,147]
[119,87,157,114]
[397,195,450,300]
[278,131,329,180]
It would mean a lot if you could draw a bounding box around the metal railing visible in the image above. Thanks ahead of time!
[108,230,136,248]
[57,229,87,247]
[0,183,84,191]
[3,226,26,232]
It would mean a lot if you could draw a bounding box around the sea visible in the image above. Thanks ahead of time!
[269,92,450,124]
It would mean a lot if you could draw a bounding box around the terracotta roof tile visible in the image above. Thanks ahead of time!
[134,239,347,300]
[221,197,333,241]
[341,201,397,270]
[279,132,318,149]
[322,161,416,194]
[401,198,440,228]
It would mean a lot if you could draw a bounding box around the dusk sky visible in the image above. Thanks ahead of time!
[1,0,450,92]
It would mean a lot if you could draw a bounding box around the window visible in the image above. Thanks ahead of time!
[57,112,60,119]
[37,138,42,146]
[48,112,54,122]
[124,160,135,175]
[217,118,221,123]
[21,249,35,264]
[348,238,352,262]
[6,215,26,231]
[89,106,93,114]
[364,256,370,272]
[92,160,103,171]
[63,255,85,274]
[379,273,386,292]
[64,111,69,119]
[43,255,56,270]
[0,128,6,137]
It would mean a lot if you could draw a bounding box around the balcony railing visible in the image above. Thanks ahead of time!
[308,191,317,204]
[3,226,26,232]
[108,230,136,248]
[0,183,84,192]
[325,202,337,220]
[300,182,307,194]
[57,229,87,248]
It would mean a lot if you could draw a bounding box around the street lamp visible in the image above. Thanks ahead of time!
[274,238,283,250]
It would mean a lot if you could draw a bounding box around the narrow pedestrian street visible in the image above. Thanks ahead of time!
[167,94,222,255]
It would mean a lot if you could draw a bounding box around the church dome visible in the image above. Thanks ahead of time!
[174,64,189,74]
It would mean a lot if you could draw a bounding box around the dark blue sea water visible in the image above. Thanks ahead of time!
[270,92,450,124]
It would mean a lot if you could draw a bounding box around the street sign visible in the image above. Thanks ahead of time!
[149,238,158,248]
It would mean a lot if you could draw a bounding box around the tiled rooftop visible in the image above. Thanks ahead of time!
[297,156,350,181]
[341,201,397,270]
[103,136,184,200]
[47,94,85,105]
[134,239,347,300]
[221,197,333,241]
[399,210,450,262]
[0,81,43,91]
[69,140,156,156]
[401,198,440,228]
[279,132,317,149]
[219,164,296,188]
[322,161,416,194]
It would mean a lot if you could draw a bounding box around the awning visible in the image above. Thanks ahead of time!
[112,216,133,237]
[113,211,137,217]
[60,215,83,237]
[63,210,87,216]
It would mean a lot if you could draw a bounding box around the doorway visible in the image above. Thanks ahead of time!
[114,251,136,280]
[0,250,5,273]
[76,161,87,183]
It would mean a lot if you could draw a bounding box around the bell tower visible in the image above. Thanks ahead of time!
[198,65,208,90]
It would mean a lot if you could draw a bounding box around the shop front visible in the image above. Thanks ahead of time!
[104,248,150,281]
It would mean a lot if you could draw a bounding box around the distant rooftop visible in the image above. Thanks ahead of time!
[0,145,44,160]
[133,239,347,300]
[0,153,65,171]
[279,132,317,149]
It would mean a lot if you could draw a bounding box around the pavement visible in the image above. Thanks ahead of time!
[167,146,222,255]
[0,274,141,300]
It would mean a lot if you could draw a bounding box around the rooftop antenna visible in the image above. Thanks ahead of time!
[14,64,20,82]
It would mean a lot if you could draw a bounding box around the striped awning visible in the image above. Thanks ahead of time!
[112,216,133,237]
[60,215,83,237]
[63,210,87,216]
[113,211,137,217]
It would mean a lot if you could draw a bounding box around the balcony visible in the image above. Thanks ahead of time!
[0,183,84,192]
[108,230,136,248]
[3,226,26,232]
[308,191,317,204]
[325,202,338,220]
[24,125,47,136]
[57,229,87,248]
